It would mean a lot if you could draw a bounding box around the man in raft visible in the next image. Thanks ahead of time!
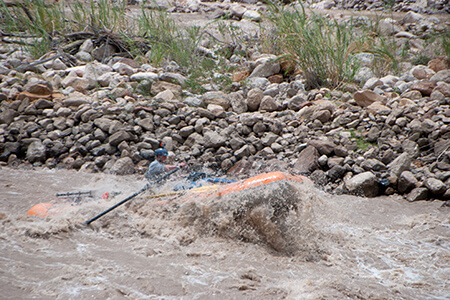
[145,147,186,182]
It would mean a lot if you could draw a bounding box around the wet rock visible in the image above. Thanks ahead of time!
[344,171,379,197]
[248,206,287,252]
[0,142,20,161]
[406,187,429,202]
[26,140,46,163]
[398,171,418,193]
[424,177,447,197]
[387,152,412,179]
[110,157,135,175]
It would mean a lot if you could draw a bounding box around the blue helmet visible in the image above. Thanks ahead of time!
[155,148,168,157]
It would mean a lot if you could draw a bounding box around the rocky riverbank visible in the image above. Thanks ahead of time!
[0,1,449,202]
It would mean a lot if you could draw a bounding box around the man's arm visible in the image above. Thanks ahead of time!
[164,162,186,172]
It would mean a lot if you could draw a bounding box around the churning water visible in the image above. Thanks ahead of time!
[1,167,449,299]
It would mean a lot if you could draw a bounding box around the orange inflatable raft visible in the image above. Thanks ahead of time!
[28,172,306,218]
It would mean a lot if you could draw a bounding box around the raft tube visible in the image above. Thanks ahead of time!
[154,171,306,205]
[27,192,114,218]
[217,171,304,197]
[27,203,55,218]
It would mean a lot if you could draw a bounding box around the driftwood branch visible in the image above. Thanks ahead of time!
[16,52,62,72]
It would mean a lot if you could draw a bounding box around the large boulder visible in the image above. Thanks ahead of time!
[26,141,46,163]
[109,131,132,146]
[110,157,135,175]
[203,131,226,148]
[229,92,247,114]
[424,178,447,197]
[247,88,264,111]
[387,152,411,179]
[397,171,418,194]
[202,91,231,110]
[345,172,379,197]
[293,145,319,174]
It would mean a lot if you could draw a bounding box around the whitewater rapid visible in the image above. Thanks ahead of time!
[1,167,449,299]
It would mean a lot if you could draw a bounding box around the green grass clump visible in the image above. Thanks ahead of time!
[444,31,450,58]
[0,0,67,56]
[349,129,376,151]
[265,2,361,90]
[71,0,129,32]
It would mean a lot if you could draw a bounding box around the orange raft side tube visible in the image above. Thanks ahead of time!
[27,203,53,218]
[153,172,306,205]
[217,171,305,197]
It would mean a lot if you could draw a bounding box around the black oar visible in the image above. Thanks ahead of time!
[85,167,180,225]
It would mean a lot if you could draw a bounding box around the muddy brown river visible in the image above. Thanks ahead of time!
[0,166,449,299]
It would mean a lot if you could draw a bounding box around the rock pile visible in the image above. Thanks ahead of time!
[311,0,449,14]
[0,4,449,202]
